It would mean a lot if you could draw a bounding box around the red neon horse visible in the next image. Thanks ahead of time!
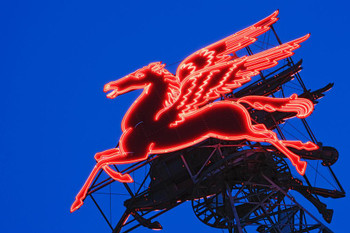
[71,11,318,212]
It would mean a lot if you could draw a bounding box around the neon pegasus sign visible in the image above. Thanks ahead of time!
[71,10,318,212]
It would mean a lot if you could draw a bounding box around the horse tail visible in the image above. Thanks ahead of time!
[237,94,314,118]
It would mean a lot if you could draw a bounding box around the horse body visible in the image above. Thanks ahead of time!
[115,67,264,158]
[109,67,316,168]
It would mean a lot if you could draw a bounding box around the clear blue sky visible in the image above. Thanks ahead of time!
[1,1,349,232]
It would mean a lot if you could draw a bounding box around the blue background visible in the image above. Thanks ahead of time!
[1,0,349,232]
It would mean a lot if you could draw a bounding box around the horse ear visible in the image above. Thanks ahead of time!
[148,62,165,69]
[148,62,166,73]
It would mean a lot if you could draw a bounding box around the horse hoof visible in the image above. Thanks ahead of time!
[306,142,318,150]
[71,199,84,212]
[296,161,307,175]
[108,171,134,183]
[116,173,133,183]
[94,152,103,161]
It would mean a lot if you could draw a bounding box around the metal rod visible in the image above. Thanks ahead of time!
[301,119,318,143]
[262,173,325,226]
[270,25,308,92]
[194,147,218,179]
[112,210,130,233]
[271,114,286,140]
[120,155,158,174]
[327,166,345,193]
[135,170,150,195]
[90,176,113,190]
[90,194,113,230]
[123,203,182,233]
[90,169,103,189]
[180,154,195,181]
[114,165,135,197]
[88,178,114,195]
[225,183,243,233]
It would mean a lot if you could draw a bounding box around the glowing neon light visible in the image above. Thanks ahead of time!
[71,10,317,213]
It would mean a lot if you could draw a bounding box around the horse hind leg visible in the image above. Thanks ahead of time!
[281,141,318,151]
[252,124,318,151]
[269,140,307,175]
[248,124,307,175]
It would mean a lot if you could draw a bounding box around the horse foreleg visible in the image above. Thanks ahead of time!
[102,165,133,182]
[94,148,133,180]
[71,162,104,212]
[94,148,120,161]
[71,152,133,213]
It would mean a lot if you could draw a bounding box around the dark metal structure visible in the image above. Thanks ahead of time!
[84,25,345,233]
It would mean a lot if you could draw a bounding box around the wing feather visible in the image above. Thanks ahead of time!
[171,34,310,126]
[176,10,279,82]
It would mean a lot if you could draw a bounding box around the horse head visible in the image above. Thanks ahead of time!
[104,62,167,99]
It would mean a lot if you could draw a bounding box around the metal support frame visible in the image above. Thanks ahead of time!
[81,21,344,233]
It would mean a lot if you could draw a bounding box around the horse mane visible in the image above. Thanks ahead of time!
[146,62,181,119]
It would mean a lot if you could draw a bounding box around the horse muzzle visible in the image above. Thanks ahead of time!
[104,83,119,99]
[105,88,119,99]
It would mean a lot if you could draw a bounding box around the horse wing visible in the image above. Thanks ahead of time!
[171,34,310,126]
[175,11,279,82]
